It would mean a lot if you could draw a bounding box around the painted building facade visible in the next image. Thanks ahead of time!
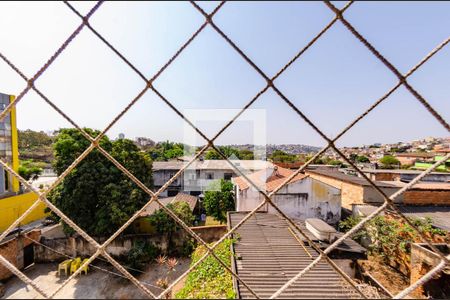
[233,166,342,224]
[0,93,47,233]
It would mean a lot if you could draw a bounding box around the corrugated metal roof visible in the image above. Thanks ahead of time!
[229,212,361,299]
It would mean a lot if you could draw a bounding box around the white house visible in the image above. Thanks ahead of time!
[153,159,273,197]
[232,166,342,224]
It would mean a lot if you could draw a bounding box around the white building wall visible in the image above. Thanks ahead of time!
[236,177,342,224]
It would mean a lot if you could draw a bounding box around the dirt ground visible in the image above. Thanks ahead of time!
[359,258,424,299]
[2,258,190,299]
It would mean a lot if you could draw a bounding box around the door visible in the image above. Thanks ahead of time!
[23,244,34,269]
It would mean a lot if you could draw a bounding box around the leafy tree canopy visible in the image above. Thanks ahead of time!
[18,129,53,149]
[146,140,193,161]
[49,128,153,236]
[269,150,298,163]
[379,155,400,169]
[18,159,45,181]
[148,201,195,235]
[356,155,370,163]
[204,146,246,160]
[203,179,235,223]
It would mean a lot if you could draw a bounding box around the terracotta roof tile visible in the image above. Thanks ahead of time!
[233,166,308,192]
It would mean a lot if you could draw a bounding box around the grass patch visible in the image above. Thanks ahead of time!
[205,216,222,226]
[175,239,235,299]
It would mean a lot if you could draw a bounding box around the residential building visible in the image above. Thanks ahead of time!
[233,166,342,224]
[413,152,450,172]
[306,167,450,210]
[395,152,435,166]
[152,159,273,197]
[360,169,450,183]
[305,168,402,211]
[0,93,48,281]
[133,193,199,233]
[0,93,47,233]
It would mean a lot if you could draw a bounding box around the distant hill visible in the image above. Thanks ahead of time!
[228,144,321,155]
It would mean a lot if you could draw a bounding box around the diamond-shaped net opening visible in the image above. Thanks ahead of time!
[0,1,448,299]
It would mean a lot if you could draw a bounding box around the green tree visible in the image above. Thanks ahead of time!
[379,155,400,169]
[203,179,235,223]
[238,149,254,160]
[269,150,298,163]
[204,146,241,160]
[146,141,188,161]
[149,201,195,235]
[18,129,54,163]
[18,159,45,181]
[148,201,195,253]
[329,159,345,167]
[49,128,153,236]
[18,129,53,149]
[356,155,370,163]
[349,153,358,162]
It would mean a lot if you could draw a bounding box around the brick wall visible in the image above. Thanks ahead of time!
[404,190,450,205]
[373,173,401,181]
[0,230,41,280]
[306,173,365,210]
[410,243,449,297]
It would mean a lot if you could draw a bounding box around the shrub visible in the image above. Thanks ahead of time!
[339,215,449,274]
[125,241,160,273]
[175,239,235,299]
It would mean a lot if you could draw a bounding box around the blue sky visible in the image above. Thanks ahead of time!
[0,1,448,147]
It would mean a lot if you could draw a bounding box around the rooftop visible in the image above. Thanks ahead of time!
[353,204,450,231]
[232,166,308,192]
[378,181,450,191]
[395,152,436,158]
[361,168,449,175]
[228,212,363,299]
[305,168,397,188]
[152,160,273,171]
[139,193,197,217]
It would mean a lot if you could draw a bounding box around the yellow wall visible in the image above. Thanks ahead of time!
[9,95,19,192]
[133,217,156,234]
[0,191,48,233]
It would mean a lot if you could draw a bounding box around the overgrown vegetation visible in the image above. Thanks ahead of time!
[146,141,195,161]
[149,202,195,235]
[124,241,160,272]
[269,149,298,163]
[339,215,449,274]
[203,179,235,223]
[379,155,400,169]
[147,201,196,257]
[18,129,54,163]
[175,239,235,299]
[204,146,254,160]
[18,159,45,181]
[48,128,153,236]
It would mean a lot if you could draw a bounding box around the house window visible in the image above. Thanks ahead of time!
[206,173,214,180]
[224,173,233,181]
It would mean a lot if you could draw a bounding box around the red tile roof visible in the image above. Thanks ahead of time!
[233,166,308,192]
